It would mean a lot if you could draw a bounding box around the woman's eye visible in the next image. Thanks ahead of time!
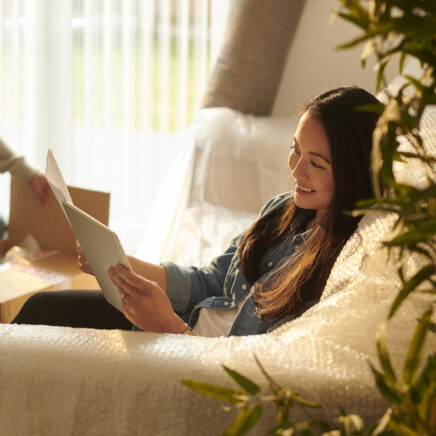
[311,160,324,169]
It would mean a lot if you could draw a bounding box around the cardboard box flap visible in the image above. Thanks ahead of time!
[7,176,110,255]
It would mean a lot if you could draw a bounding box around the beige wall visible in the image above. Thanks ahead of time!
[272,0,397,117]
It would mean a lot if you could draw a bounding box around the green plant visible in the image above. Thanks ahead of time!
[182,354,379,436]
[335,3,436,431]
[182,355,323,436]
[182,1,436,434]
[370,311,436,435]
[336,0,436,318]
[182,315,433,435]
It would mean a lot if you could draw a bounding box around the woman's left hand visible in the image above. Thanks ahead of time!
[108,264,187,334]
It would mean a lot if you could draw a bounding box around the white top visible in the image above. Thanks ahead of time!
[193,299,248,337]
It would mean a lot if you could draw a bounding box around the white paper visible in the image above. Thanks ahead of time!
[45,149,73,223]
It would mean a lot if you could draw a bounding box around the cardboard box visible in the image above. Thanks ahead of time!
[0,176,110,323]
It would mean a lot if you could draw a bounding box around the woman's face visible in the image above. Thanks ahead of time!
[288,112,335,222]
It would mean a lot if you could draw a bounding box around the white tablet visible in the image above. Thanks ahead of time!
[63,201,131,312]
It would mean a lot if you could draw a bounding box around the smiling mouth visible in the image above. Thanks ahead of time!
[297,185,315,193]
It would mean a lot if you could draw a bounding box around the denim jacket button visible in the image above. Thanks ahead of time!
[268,261,273,268]
[242,284,247,290]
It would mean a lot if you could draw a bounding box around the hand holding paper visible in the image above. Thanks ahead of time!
[45,149,131,312]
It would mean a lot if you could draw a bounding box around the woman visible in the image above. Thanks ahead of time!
[13,86,380,336]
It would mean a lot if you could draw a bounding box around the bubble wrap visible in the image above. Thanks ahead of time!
[1,108,435,436]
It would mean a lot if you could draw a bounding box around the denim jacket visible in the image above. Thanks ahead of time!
[162,193,317,336]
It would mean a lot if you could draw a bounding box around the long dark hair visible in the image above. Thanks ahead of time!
[238,86,380,319]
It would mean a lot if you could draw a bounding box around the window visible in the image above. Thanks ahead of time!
[0,0,229,252]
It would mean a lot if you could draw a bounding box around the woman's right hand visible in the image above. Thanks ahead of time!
[76,241,94,275]
[108,264,186,334]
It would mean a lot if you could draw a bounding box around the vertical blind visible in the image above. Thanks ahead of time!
[0,0,230,252]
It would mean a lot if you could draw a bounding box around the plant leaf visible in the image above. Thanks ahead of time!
[221,405,262,436]
[181,380,246,403]
[404,75,425,92]
[413,218,436,234]
[336,11,368,30]
[410,355,436,404]
[290,392,321,409]
[373,408,392,436]
[361,40,375,67]
[376,322,397,382]
[254,354,280,390]
[354,102,386,115]
[336,22,396,51]
[389,265,436,318]
[223,366,260,395]
[355,197,378,208]
[337,414,364,432]
[370,363,402,405]
[403,308,433,385]
[399,53,407,75]
[387,420,421,436]
[376,59,389,92]
[385,230,431,247]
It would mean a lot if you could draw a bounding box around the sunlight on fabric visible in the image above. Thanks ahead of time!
[0,0,230,253]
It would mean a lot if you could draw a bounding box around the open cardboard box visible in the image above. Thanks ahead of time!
[0,176,109,323]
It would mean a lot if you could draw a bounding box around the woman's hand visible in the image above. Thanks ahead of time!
[76,241,94,275]
[108,264,187,334]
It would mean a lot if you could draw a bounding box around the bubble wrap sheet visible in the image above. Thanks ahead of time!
[0,107,435,435]
[1,210,435,436]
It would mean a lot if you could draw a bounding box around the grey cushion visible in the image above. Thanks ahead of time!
[201,0,306,116]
